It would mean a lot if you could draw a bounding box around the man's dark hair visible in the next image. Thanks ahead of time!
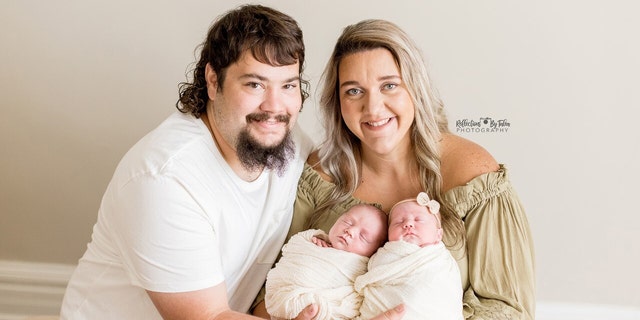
[176,4,308,117]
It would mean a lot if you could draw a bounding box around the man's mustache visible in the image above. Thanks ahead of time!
[246,112,290,124]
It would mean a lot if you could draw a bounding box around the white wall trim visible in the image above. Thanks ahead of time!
[0,260,75,319]
[536,301,640,320]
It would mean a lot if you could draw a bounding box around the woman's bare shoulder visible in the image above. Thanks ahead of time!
[439,133,499,191]
[306,150,333,182]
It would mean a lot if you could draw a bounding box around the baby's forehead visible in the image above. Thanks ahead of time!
[392,201,423,212]
[349,204,385,217]
[390,202,430,217]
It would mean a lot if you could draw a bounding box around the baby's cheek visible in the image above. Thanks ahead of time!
[387,229,399,241]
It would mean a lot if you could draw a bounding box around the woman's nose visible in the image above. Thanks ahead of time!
[363,91,384,114]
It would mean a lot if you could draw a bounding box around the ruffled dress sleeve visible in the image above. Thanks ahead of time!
[443,165,535,320]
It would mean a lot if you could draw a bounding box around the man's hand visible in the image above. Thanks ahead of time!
[369,304,405,320]
[290,303,404,320]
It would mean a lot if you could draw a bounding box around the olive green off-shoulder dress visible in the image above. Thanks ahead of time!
[286,163,535,320]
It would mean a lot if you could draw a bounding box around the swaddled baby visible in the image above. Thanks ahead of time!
[355,192,463,320]
[265,204,387,320]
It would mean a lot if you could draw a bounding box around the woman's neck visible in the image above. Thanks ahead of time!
[359,139,416,176]
[356,144,422,212]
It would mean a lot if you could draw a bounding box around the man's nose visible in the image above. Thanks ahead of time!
[260,88,286,114]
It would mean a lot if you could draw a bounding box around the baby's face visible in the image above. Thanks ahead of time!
[328,205,386,257]
[388,201,442,247]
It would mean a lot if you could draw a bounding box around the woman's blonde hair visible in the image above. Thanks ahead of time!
[311,19,464,247]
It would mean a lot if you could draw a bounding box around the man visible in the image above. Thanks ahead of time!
[60,5,313,319]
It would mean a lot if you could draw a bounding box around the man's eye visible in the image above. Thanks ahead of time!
[283,83,298,89]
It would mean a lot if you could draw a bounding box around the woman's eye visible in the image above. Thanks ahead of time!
[383,83,397,90]
[345,88,362,95]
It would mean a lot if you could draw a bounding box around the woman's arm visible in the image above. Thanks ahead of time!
[463,180,535,319]
[441,134,535,319]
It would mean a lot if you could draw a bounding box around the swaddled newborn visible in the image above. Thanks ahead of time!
[355,192,463,320]
[265,204,387,320]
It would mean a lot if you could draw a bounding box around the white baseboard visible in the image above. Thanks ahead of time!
[0,260,75,319]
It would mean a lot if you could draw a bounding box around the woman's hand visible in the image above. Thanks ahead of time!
[291,304,319,320]
[369,304,405,320]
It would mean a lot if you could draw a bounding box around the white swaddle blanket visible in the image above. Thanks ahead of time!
[265,229,369,320]
[354,240,463,320]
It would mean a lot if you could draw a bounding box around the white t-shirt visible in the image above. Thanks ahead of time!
[60,111,313,319]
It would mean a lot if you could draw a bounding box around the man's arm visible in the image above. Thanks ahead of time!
[148,282,265,320]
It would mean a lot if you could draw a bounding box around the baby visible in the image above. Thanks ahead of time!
[355,192,463,320]
[265,203,387,320]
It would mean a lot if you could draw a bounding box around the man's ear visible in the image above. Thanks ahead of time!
[205,63,218,100]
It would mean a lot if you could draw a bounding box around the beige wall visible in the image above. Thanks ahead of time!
[2,0,639,308]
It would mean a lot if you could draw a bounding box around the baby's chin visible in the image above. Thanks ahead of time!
[398,235,424,246]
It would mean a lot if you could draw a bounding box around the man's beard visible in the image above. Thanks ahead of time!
[236,114,295,176]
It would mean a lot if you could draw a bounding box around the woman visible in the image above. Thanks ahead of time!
[290,19,535,319]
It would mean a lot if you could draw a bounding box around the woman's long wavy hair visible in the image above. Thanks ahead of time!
[313,19,465,247]
[176,4,309,118]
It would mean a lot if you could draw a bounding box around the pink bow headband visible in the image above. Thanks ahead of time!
[416,192,440,215]
[389,192,442,227]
